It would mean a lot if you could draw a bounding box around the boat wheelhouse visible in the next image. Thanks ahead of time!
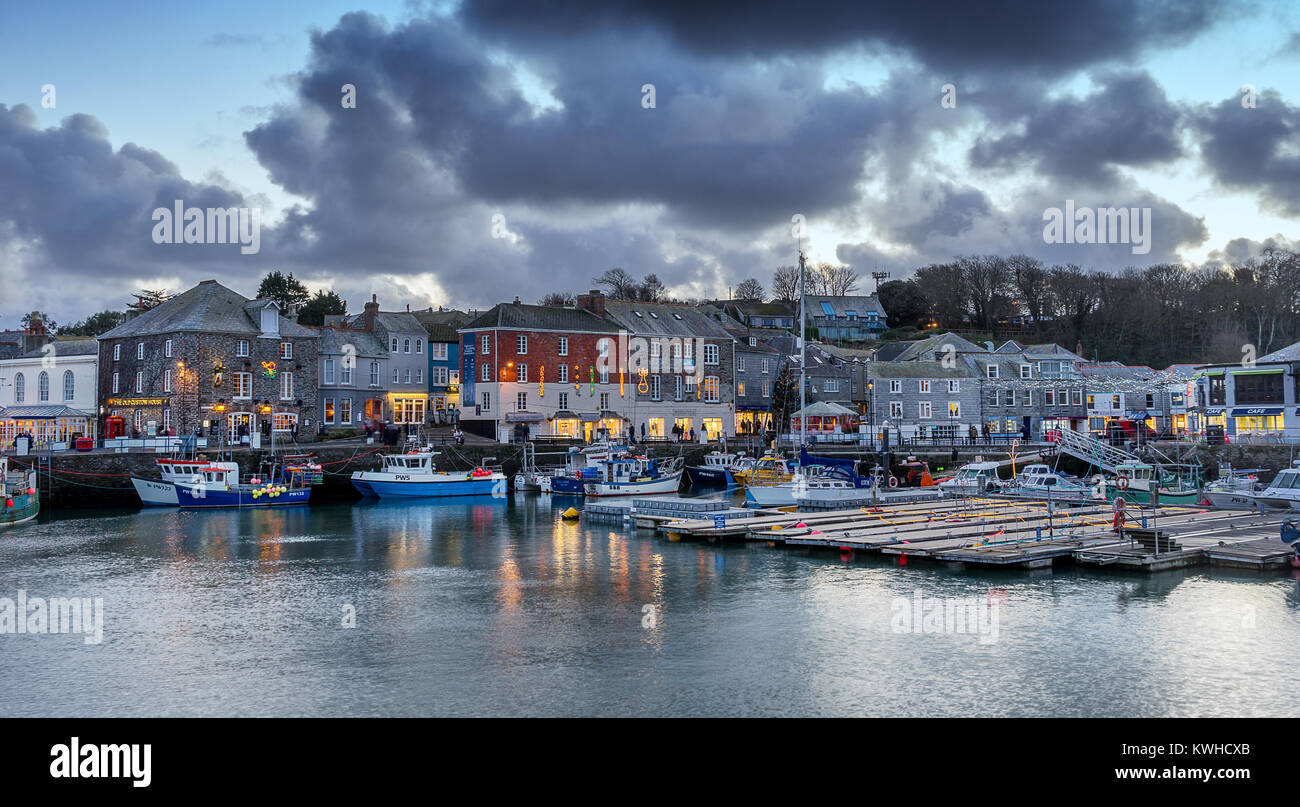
[937,461,1002,497]
[131,457,241,506]
[0,457,38,528]
[1105,461,1204,505]
[1251,461,1300,510]
[352,451,506,499]
[583,455,683,497]
[684,451,746,488]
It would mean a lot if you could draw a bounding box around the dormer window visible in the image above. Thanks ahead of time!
[1020,364,1031,379]
[748,337,756,347]
[987,365,999,379]
[259,305,279,337]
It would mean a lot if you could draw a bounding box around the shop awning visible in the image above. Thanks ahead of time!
[1231,407,1283,416]
[548,410,579,421]
[579,413,601,422]
[505,411,545,423]
[599,410,630,422]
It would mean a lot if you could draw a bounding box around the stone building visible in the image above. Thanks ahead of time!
[338,297,431,426]
[315,325,387,434]
[96,280,319,441]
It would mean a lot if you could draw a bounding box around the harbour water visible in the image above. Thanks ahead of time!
[1,493,1298,717]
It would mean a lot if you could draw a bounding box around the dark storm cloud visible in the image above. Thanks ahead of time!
[969,71,1184,184]
[458,0,1228,76]
[1193,88,1300,216]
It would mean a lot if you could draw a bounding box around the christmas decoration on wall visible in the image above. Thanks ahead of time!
[261,360,277,378]
[637,368,649,395]
[539,365,545,397]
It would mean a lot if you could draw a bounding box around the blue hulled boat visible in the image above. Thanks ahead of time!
[351,451,506,498]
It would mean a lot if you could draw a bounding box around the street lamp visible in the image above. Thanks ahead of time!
[867,378,874,450]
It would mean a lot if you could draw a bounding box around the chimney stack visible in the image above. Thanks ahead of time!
[575,289,605,318]
[364,294,379,332]
[513,296,521,306]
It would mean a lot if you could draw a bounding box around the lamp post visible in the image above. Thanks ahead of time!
[867,377,874,450]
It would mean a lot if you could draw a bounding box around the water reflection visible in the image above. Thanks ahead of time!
[0,494,1296,717]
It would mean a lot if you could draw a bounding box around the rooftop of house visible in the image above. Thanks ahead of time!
[14,338,98,359]
[804,294,886,318]
[98,280,317,339]
[314,326,388,358]
[726,300,796,318]
[1256,341,1300,363]
[601,299,734,338]
[462,301,620,333]
[867,360,980,379]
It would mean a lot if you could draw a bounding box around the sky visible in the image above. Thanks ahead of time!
[0,0,1298,328]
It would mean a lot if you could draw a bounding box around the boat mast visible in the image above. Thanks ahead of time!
[798,250,807,452]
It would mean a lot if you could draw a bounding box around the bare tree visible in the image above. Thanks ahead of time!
[734,277,765,301]
[1008,254,1048,333]
[638,273,666,302]
[538,292,574,306]
[593,268,641,300]
[819,263,859,296]
[771,265,800,302]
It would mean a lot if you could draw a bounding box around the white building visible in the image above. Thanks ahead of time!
[0,338,99,447]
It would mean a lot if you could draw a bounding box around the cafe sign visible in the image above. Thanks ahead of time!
[107,397,170,407]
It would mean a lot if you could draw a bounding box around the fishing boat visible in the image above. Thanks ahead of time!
[1249,461,1300,510]
[173,458,313,509]
[352,451,506,498]
[546,439,633,495]
[1105,461,1204,505]
[1200,465,1264,509]
[1002,463,1096,502]
[937,461,1003,497]
[583,455,684,497]
[733,454,795,487]
[0,457,39,528]
[131,457,241,506]
[744,447,872,507]
[684,451,747,487]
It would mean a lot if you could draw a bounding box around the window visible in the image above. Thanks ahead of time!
[324,358,335,385]
[736,356,745,372]
[369,361,380,387]
[432,367,448,385]
[919,380,931,393]
[651,375,661,400]
[481,335,490,354]
[737,381,746,396]
[558,364,569,384]
[233,372,252,399]
[948,380,960,393]
[890,380,902,394]
[1045,390,1055,406]
[919,401,932,419]
[599,365,609,384]
[517,363,528,383]
[324,398,336,424]
[403,338,411,354]
[393,369,400,384]
[685,374,695,394]
[11,373,23,403]
[597,339,611,359]
[281,342,292,360]
[137,343,144,360]
[340,398,352,423]
[704,344,719,365]
[986,365,999,379]
[1020,364,1031,379]
[481,392,491,412]
[516,392,527,411]
[109,373,116,395]
[517,335,528,354]
[281,372,294,400]
[404,369,412,384]
[1001,390,1014,407]
[824,379,839,393]
[63,370,74,402]
[761,382,770,398]
[481,363,491,382]
[135,371,143,393]
[675,376,684,400]
[431,343,448,360]
[237,340,249,357]
[113,345,121,361]
[391,338,399,352]
[599,392,610,410]
[1072,390,1083,406]
[703,376,720,403]
[415,339,423,354]
[558,337,568,357]
[761,359,769,374]
[558,392,569,410]
[987,389,999,407]
[949,402,961,419]
[650,341,662,362]
[37,371,49,402]
[163,369,172,393]
[164,339,173,358]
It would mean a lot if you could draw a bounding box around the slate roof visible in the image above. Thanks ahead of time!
[602,300,733,338]
[315,327,387,357]
[892,332,986,361]
[872,340,917,361]
[805,294,886,317]
[461,302,620,333]
[98,281,317,339]
[0,405,94,418]
[867,360,980,379]
[1257,341,1300,363]
[413,309,474,342]
[16,338,97,359]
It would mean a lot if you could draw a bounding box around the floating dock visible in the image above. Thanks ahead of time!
[642,497,1299,573]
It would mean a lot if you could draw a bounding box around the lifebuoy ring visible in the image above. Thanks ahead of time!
[1116,475,1130,490]
[887,476,898,488]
